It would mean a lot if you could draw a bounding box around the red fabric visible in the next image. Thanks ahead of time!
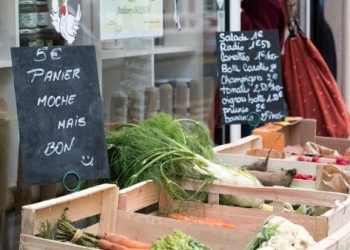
[241,0,287,47]
[283,34,350,138]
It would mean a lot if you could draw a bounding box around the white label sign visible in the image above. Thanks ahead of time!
[100,0,163,40]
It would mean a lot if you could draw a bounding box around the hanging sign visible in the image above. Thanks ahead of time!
[11,46,110,185]
[100,0,163,40]
[216,30,288,125]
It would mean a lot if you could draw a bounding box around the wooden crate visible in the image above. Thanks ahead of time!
[213,135,350,190]
[19,184,239,250]
[119,180,350,249]
[20,184,118,250]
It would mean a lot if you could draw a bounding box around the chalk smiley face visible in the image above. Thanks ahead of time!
[81,155,94,167]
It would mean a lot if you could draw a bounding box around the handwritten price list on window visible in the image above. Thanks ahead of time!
[11,46,110,184]
[216,30,288,125]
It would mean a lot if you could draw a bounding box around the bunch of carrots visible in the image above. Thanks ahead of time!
[38,216,150,250]
[98,233,150,250]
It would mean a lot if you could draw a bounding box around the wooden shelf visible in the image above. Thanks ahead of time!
[155,46,196,55]
[101,48,153,60]
[101,46,196,60]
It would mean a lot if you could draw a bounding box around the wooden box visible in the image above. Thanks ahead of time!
[251,118,316,152]
[119,180,350,249]
[20,184,118,250]
[213,135,350,190]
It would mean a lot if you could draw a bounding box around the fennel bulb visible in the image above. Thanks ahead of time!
[106,113,263,208]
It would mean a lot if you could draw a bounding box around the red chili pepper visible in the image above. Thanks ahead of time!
[311,156,321,163]
[297,156,306,161]
[294,173,316,181]
[335,157,349,166]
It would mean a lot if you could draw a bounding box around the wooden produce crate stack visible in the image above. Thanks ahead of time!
[20,182,350,249]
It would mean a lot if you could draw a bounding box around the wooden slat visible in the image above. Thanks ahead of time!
[21,208,36,235]
[23,184,116,211]
[181,180,348,208]
[312,221,350,250]
[213,135,263,154]
[118,180,159,212]
[273,201,284,214]
[19,235,93,250]
[324,197,350,235]
[158,190,172,215]
[116,210,247,250]
[99,186,118,235]
[290,179,316,189]
[314,216,329,242]
[215,153,326,175]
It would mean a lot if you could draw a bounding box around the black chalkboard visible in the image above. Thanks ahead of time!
[216,30,288,125]
[11,46,110,185]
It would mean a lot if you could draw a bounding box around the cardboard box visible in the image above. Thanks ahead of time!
[316,136,350,155]
[252,118,317,152]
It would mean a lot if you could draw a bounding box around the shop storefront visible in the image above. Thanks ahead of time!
[1,0,350,249]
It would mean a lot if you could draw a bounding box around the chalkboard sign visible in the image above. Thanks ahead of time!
[11,46,110,185]
[216,30,288,125]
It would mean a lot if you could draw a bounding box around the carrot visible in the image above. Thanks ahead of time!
[98,239,128,250]
[168,213,235,229]
[101,233,151,249]
[98,239,148,250]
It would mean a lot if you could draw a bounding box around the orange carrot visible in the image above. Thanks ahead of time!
[98,239,148,250]
[168,213,235,229]
[98,239,128,250]
[102,233,151,249]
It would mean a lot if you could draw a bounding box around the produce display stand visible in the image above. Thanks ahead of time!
[19,181,350,249]
[213,135,350,190]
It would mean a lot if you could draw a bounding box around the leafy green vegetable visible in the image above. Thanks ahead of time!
[245,217,282,250]
[106,113,262,207]
[245,216,316,250]
[151,230,212,250]
[37,220,56,240]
